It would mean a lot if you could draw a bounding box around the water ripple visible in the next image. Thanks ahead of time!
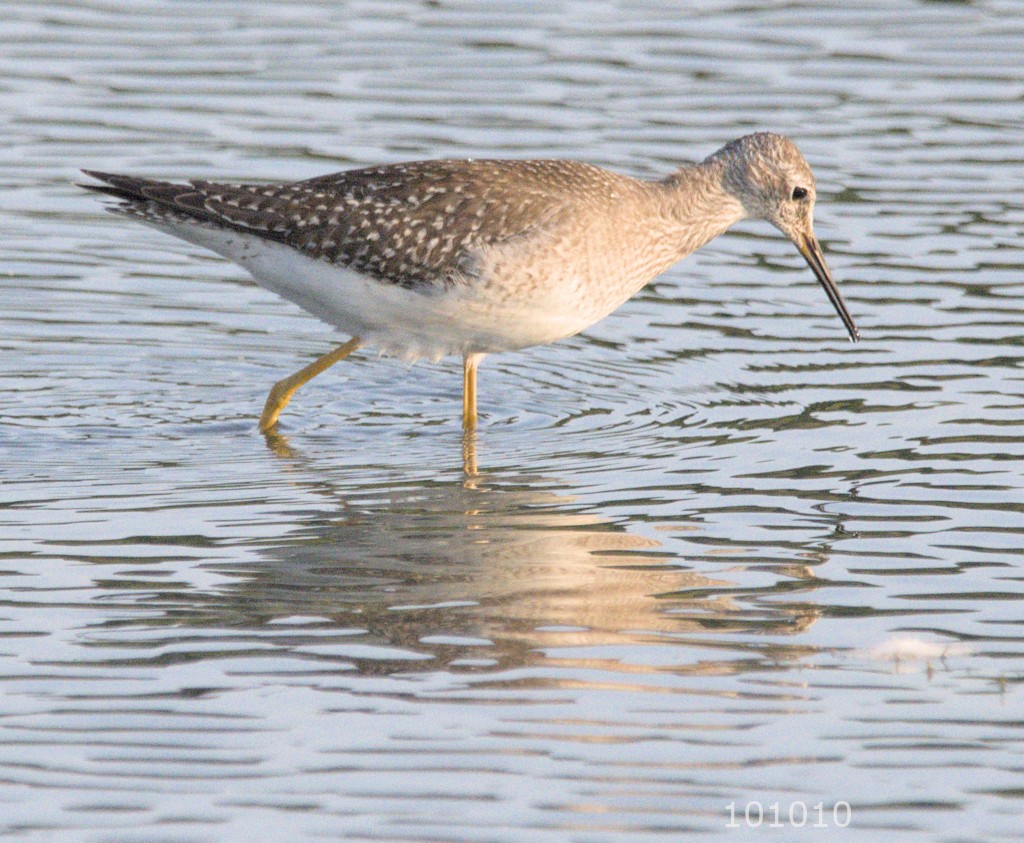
[2,0,1024,840]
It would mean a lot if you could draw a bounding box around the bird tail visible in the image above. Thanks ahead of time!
[79,171,296,247]
[79,171,223,228]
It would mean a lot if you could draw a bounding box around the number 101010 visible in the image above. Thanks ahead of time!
[726,801,852,828]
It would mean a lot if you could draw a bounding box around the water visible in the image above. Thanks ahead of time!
[2,0,1023,839]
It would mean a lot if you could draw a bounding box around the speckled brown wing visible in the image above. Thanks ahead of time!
[82,160,595,290]
[286,160,588,288]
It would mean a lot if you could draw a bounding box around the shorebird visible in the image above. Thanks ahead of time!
[82,132,859,433]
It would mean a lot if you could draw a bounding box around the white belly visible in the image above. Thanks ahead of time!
[155,221,594,362]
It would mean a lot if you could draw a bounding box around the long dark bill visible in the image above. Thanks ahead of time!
[799,234,860,342]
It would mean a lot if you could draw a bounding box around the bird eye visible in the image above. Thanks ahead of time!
[791,186,809,201]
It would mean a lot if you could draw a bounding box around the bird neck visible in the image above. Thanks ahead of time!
[658,157,747,258]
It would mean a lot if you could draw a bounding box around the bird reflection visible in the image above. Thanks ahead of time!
[100,430,807,676]
[229,450,728,660]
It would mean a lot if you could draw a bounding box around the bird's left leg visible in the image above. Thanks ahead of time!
[259,336,362,432]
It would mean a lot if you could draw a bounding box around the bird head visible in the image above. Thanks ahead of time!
[714,133,859,342]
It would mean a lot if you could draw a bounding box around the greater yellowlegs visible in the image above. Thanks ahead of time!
[82,133,859,432]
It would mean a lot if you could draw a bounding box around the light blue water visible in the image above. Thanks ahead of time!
[2,1,1023,840]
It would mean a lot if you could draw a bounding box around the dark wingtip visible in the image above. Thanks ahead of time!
[78,170,110,190]
[77,170,160,203]
[79,169,125,187]
[77,182,132,199]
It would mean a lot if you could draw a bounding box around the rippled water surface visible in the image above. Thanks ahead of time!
[3,1,1024,840]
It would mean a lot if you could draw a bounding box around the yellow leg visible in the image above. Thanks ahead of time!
[259,336,362,432]
[462,353,481,431]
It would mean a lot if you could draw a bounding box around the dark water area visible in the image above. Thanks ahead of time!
[2,1,1023,839]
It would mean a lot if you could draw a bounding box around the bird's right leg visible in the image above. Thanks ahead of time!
[462,353,482,431]
[259,336,362,432]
